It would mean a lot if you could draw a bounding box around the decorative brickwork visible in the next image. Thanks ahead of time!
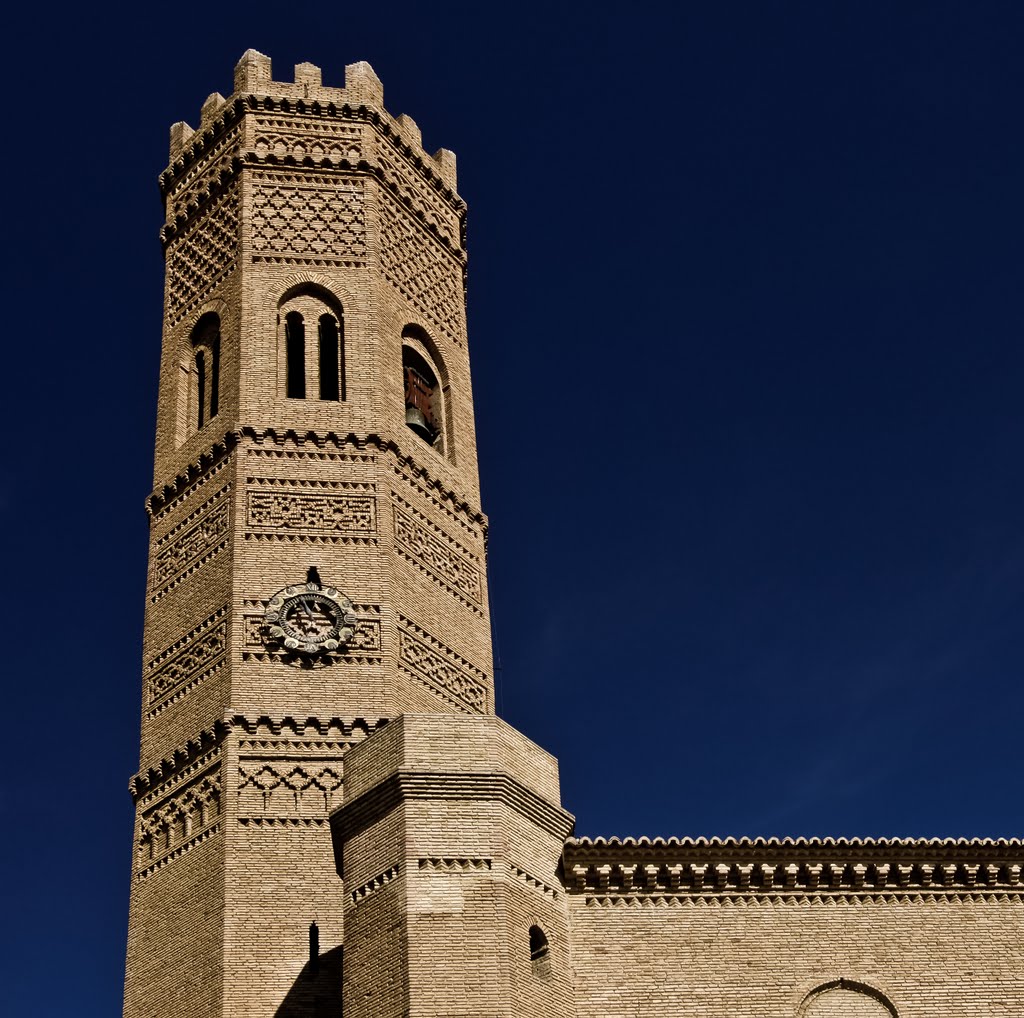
[391,457,483,540]
[250,174,366,265]
[237,760,343,815]
[245,477,376,536]
[150,454,232,523]
[510,863,561,899]
[252,116,362,162]
[165,185,238,325]
[166,125,241,222]
[393,498,483,610]
[136,766,222,878]
[564,836,1024,904]
[149,486,230,600]
[127,53,1024,1018]
[351,865,401,904]
[398,616,488,712]
[379,187,466,345]
[377,145,460,248]
[145,609,227,713]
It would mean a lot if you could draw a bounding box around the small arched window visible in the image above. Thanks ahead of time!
[528,925,550,977]
[401,325,449,457]
[278,288,344,402]
[190,312,220,432]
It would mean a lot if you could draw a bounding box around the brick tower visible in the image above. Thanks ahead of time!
[124,52,575,1018]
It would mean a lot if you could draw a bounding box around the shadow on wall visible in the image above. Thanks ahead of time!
[275,945,343,1017]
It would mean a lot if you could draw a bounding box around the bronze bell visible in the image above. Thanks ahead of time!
[405,405,434,442]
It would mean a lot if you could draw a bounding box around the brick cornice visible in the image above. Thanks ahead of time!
[563,835,1024,901]
[130,714,387,802]
[147,430,240,517]
[238,427,488,527]
[130,720,229,801]
[331,770,575,875]
[160,95,465,214]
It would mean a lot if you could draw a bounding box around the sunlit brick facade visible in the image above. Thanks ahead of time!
[124,52,1024,1018]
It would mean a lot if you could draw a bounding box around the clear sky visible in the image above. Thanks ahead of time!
[3,2,1023,1014]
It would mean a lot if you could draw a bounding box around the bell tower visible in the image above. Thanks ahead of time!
[124,52,494,1018]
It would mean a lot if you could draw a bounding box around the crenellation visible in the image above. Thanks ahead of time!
[233,48,272,94]
[394,112,422,150]
[200,92,227,128]
[169,121,195,162]
[343,59,383,105]
[293,61,322,89]
[431,146,457,189]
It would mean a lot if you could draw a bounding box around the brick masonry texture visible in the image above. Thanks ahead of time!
[124,52,1024,1018]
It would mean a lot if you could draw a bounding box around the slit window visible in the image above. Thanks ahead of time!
[319,314,341,401]
[209,335,220,418]
[285,311,306,399]
[195,351,206,429]
[188,312,221,436]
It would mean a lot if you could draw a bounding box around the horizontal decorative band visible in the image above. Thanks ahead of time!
[564,858,1024,898]
[333,771,574,849]
[136,824,220,881]
[351,864,400,904]
[419,857,492,872]
[511,863,560,899]
[581,891,1024,907]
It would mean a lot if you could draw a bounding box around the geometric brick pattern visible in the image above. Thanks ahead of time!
[393,501,482,609]
[245,478,376,535]
[149,486,230,597]
[146,610,227,709]
[398,616,488,713]
[379,188,466,345]
[165,187,238,324]
[252,116,362,163]
[251,179,365,265]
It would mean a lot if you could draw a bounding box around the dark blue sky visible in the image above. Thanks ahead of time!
[3,2,1023,1014]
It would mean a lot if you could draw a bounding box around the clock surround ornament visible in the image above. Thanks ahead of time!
[263,566,357,655]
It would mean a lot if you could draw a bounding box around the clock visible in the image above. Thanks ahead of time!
[264,570,356,655]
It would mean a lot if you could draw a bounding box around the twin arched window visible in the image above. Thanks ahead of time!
[190,312,220,431]
[187,294,451,456]
[280,290,345,402]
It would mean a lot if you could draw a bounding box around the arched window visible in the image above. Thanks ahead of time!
[318,314,341,401]
[195,350,206,429]
[190,312,220,432]
[528,926,549,962]
[278,288,344,402]
[800,980,898,1017]
[528,925,550,977]
[401,325,449,457]
[285,311,306,399]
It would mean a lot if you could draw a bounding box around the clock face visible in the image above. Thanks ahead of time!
[264,581,356,655]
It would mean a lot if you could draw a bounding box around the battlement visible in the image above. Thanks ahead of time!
[166,50,457,191]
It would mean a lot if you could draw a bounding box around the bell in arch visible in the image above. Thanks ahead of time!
[405,404,434,442]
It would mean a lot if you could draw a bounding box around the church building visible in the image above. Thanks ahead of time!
[123,52,1024,1018]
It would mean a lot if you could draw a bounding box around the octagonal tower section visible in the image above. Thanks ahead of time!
[126,52,493,1018]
